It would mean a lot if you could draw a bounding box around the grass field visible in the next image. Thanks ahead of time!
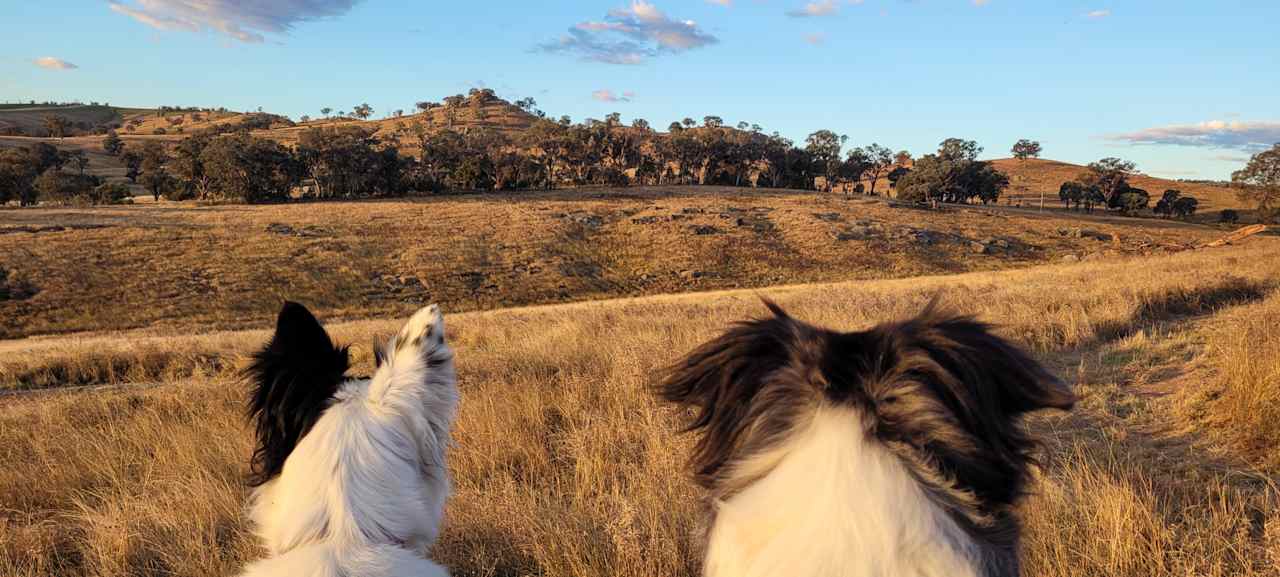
[1,186,1239,341]
[2,239,1278,576]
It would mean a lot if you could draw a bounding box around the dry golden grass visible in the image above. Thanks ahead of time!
[2,239,1278,576]
[0,187,1229,340]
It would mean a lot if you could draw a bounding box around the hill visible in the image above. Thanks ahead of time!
[993,157,1245,214]
[0,104,150,136]
[0,186,1236,340]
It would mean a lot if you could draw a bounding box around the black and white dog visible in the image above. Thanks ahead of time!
[237,302,457,577]
[658,301,1074,577]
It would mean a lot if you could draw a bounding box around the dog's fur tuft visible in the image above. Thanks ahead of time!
[659,299,1073,577]
[238,302,457,577]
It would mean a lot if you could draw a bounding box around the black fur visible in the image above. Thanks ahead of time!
[245,301,350,486]
[658,299,1074,575]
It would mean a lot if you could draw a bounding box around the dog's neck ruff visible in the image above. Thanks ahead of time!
[704,407,983,577]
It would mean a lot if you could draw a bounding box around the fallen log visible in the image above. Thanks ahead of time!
[1200,224,1268,248]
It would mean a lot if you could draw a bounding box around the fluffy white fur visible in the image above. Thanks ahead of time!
[704,408,981,577]
[239,305,458,577]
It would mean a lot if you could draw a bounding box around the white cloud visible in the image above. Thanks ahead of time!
[973,0,990,6]
[107,0,362,44]
[33,57,78,70]
[803,32,826,45]
[1086,9,1111,18]
[1105,120,1280,151]
[592,89,635,102]
[539,2,718,64]
[706,0,732,6]
[787,0,840,17]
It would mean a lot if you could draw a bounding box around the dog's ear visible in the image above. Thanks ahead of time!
[859,303,1073,511]
[658,299,821,488]
[245,301,349,486]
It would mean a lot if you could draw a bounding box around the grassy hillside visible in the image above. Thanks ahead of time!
[2,241,1277,577]
[994,157,1246,213]
[0,186,1236,340]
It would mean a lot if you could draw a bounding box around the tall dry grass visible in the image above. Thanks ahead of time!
[2,241,1278,576]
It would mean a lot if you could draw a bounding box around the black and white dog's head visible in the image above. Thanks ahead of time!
[238,301,457,577]
[658,300,1073,576]
[245,301,351,487]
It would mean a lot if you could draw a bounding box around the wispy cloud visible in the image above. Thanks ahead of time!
[803,32,826,45]
[107,0,362,44]
[33,57,78,70]
[538,1,718,65]
[592,89,636,102]
[706,0,732,6]
[787,0,840,17]
[1085,9,1111,19]
[972,0,990,6]
[1105,120,1280,151]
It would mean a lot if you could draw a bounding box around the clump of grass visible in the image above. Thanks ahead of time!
[1186,294,1280,470]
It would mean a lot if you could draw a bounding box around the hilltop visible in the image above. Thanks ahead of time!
[994,157,1242,213]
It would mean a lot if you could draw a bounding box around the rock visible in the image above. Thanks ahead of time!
[681,207,705,214]
[1058,227,1113,241]
[265,223,295,235]
[968,241,991,254]
[678,270,705,280]
[691,225,721,235]
[1082,252,1105,262]
[1061,254,1079,263]
[631,216,662,225]
[813,212,843,222]
[568,214,603,228]
[835,226,873,241]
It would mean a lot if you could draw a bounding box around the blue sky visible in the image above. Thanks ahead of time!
[3,1,1277,179]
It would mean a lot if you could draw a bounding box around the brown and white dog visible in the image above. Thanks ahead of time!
[658,300,1073,577]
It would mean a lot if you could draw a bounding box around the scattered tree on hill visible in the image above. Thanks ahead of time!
[1011,139,1042,161]
[0,145,61,205]
[34,169,100,205]
[1114,187,1149,215]
[805,129,846,192]
[1153,189,1182,218]
[201,133,302,202]
[43,115,70,139]
[300,115,311,123]
[1232,143,1280,223]
[103,129,123,155]
[353,103,373,120]
[63,150,89,176]
[171,134,211,199]
[515,97,537,112]
[857,143,894,195]
[138,141,173,201]
[1083,157,1137,207]
[1171,196,1198,219]
[894,150,912,166]
[895,138,1008,206]
[120,148,142,183]
[887,166,910,189]
[320,107,332,118]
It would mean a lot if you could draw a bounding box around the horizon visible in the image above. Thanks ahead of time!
[4,1,1278,180]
